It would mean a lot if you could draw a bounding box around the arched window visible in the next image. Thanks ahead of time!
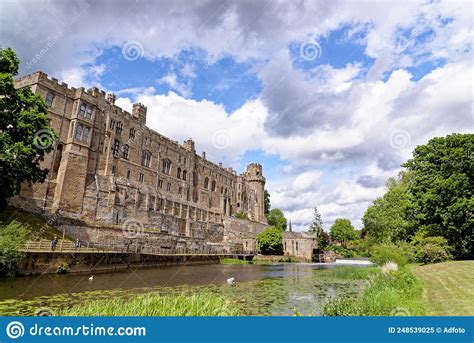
[211,180,216,192]
[177,168,182,179]
[75,123,83,140]
[204,177,209,189]
[82,127,89,143]
[182,170,187,181]
[142,150,152,168]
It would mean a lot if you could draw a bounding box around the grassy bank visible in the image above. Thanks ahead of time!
[323,266,425,316]
[220,258,249,265]
[58,291,243,316]
[412,260,474,315]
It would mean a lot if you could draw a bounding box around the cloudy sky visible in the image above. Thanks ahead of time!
[2,0,472,230]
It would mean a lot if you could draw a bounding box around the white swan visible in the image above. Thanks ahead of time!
[88,276,94,281]
[226,277,235,285]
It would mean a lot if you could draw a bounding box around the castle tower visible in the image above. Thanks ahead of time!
[245,163,266,223]
[132,103,147,126]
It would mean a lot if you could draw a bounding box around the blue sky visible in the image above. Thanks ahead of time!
[4,0,472,230]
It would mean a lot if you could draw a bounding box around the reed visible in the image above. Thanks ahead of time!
[57,291,243,316]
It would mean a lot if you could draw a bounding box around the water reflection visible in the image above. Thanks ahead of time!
[0,263,366,316]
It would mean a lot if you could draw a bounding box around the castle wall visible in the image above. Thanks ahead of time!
[12,71,268,252]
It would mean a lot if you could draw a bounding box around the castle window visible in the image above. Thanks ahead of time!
[193,190,198,203]
[158,179,163,189]
[127,170,131,179]
[142,150,152,168]
[109,119,116,130]
[211,180,216,192]
[177,168,182,179]
[178,186,182,195]
[46,92,54,107]
[162,159,171,174]
[167,182,172,192]
[182,170,187,181]
[220,186,223,194]
[178,155,181,163]
[86,106,93,119]
[129,128,135,140]
[82,127,89,143]
[183,157,186,164]
[193,171,198,186]
[145,137,150,146]
[112,139,120,156]
[112,165,116,175]
[295,241,299,252]
[116,121,123,134]
[79,103,87,116]
[139,173,144,183]
[225,188,228,195]
[204,177,209,189]
[75,123,83,140]
[122,144,129,159]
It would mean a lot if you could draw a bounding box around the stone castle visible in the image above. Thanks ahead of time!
[12,71,269,253]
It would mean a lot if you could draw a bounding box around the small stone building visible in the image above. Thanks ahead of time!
[282,231,318,261]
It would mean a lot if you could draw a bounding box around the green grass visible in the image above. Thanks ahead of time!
[323,267,425,316]
[316,266,379,280]
[0,207,69,241]
[412,260,474,316]
[220,258,249,265]
[57,291,243,316]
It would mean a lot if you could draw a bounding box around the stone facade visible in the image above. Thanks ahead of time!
[12,71,267,252]
[282,231,318,261]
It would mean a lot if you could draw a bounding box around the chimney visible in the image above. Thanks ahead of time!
[202,151,206,159]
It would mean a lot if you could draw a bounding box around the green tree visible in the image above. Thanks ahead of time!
[362,172,414,244]
[266,208,287,231]
[403,133,473,259]
[330,218,357,248]
[0,220,30,276]
[308,207,323,233]
[308,206,330,249]
[264,189,271,215]
[256,227,283,255]
[0,47,57,210]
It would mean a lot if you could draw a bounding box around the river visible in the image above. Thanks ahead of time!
[0,263,368,316]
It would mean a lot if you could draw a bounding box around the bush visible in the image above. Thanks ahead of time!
[412,236,451,264]
[234,211,249,220]
[256,227,283,255]
[0,220,30,276]
[56,262,70,274]
[323,295,363,316]
[370,244,410,267]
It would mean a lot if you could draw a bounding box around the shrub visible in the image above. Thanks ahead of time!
[370,244,409,267]
[234,211,249,220]
[256,227,283,255]
[322,295,363,316]
[412,236,451,264]
[56,262,70,274]
[0,220,30,276]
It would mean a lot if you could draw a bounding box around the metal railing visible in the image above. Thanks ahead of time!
[21,240,257,256]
